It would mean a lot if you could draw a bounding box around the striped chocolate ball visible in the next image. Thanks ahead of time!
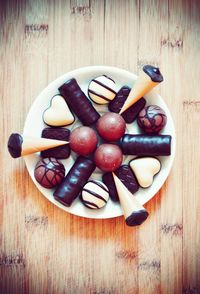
[88,75,117,104]
[81,180,109,209]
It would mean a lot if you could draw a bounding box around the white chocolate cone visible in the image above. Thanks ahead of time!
[112,173,148,226]
[120,71,159,114]
[21,136,69,156]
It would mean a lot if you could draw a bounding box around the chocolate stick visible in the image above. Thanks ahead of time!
[120,65,163,114]
[59,78,100,126]
[7,133,69,158]
[112,173,149,226]
[120,134,171,156]
[54,156,96,207]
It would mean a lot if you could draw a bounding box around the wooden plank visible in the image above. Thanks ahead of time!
[137,1,169,293]
[0,0,200,293]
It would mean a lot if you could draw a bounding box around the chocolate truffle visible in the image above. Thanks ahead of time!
[70,126,98,156]
[94,144,123,172]
[88,75,117,104]
[34,158,65,189]
[96,113,126,141]
[137,105,167,134]
[81,180,109,209]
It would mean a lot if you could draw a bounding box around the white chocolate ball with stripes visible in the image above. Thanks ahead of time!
[81,180,109,209]
[88,75,117,104]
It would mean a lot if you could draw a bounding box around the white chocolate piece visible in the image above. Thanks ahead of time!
[43,95,75,126]
[21,136,69,156]
[112,173,147,222]
[120,71,158,114]
[82,180,109,209]
[129,157,161,188]
[88,75,117,104]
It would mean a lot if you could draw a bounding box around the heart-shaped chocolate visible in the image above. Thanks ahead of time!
[129,157,161,188]
[43,95,75,127]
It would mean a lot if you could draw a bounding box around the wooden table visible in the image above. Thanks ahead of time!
[1,0,200,293]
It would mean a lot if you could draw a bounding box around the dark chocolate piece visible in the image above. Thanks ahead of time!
[7,133,23,158]
[34,158,65,189]
[102,165,139,202]
[115,165,139,194]
[108,86,146,123]
[126,210,149,226]
[59,78,100,126]
[137,105,167,134]
[102,172,119,202]
[143,65,163,83]
[41,128,71,159]
[121,134,171,156]
[53,156,96,207]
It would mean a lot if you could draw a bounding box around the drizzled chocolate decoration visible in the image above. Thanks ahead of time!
[137,105,167,134]
[7,133,23,158]
[59,78,100,126]
[88,75,116,104]
[34,158,65,189]
[81,180,109,209]
[53,156,96,207]
[108,86,146,123]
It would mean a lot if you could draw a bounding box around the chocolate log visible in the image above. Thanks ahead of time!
[7,133,69,158]
[53,156,96,207]
[59,78,100,126]
[41,127,71,159]
[121,134,171,156]
[120,65,163,114]
[108,86,146,123]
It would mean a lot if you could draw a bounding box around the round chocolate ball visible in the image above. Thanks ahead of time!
[94,144,123,172]
[137,105,167,134]
[96,113,126,141]
[70,126,98,156]
[34,158,65,189]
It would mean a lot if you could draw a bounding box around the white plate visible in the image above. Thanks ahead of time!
[23,66,176,219]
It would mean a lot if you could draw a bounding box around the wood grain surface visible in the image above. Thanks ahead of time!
[1,0,200,293]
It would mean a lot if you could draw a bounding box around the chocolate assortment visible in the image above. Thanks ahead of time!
[108,86,146,123]
[7,64,174,226]
[41,127,71,159]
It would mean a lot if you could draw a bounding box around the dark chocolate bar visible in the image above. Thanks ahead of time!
[40,128,71,159]
[59,78,100,126]
[121,134,171,156]
[115,165,139,194]
[108,86,146,123]
[102,165,139,202]
[53,156,96,207]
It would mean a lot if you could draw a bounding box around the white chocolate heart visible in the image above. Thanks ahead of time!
[43,95,74,127]
[129,157,161,188]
